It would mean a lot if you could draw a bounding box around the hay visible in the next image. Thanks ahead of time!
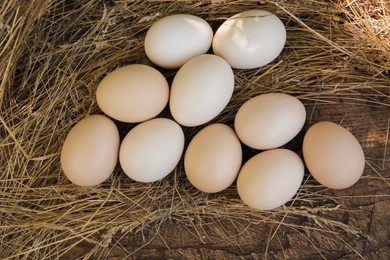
[0,0,389,258]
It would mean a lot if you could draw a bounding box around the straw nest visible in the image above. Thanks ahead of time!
[0,0,389,258]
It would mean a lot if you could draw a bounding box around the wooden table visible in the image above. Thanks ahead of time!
[1,0,388,259]
[61,102,389,259]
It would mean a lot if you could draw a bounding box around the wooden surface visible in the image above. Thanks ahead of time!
[64,100,390,259]
[1,1,388,259]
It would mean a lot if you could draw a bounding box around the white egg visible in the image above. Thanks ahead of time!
[237,149,304,210]
[169,54,235,127]
[213,10,286,69]
[119,118,184,183]
[145,14,213,69]
[234,93,306,150]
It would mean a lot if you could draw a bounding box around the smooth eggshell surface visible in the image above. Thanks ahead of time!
[145,14,213,69]
[213,10,286,69]
[119,118,185,183]
[234,93,306,150]
[96,64,169,123]
[302,121,365,189]
[184,124,242,193]
[169,54,234,127]
[237,149,304,210]
[60,115,120,187]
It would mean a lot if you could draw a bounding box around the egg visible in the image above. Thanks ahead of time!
[302,121,365,189]
[119,118,184,183]
[60,115,120,187]
[169,54,235,127]
[184,124,242,193]
[145,14,213,69]
[237,149,304,210]
[96,64,169,123]
[212,10,286,69]
[234,93,306,150]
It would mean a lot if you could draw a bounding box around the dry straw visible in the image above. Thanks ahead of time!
[0,0,389,258]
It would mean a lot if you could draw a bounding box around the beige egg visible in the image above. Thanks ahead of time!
[60,115,120,187]
[119,118,184,183]
[169,54,235,127]
[302,121,365,189]
[184,124,242,193]
[237,149,304,210]
[145,14,213,69]
[234,93,306,150]
[96,64,169,123]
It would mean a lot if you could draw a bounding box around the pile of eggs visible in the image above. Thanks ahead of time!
[61,10,365,211]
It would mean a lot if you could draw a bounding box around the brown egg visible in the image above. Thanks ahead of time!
[60,115,120,186]
[302,121,365,189]
[184,124,242,193]
[96,64,169,123]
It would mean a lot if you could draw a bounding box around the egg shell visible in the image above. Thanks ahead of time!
[60,115,120,187]
[184,124,242,193]
[96,64,169,123]
[237,149,304,210]
[145,14,213,69]
[119,118,185,183]
[212,10,286,69]
[234,93,306,150]
[169,54,235,127]
[302,121,365,189]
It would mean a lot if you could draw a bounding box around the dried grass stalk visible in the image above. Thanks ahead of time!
[0,0,389,258]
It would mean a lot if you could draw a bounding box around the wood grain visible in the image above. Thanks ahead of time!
[64,101,389,259]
